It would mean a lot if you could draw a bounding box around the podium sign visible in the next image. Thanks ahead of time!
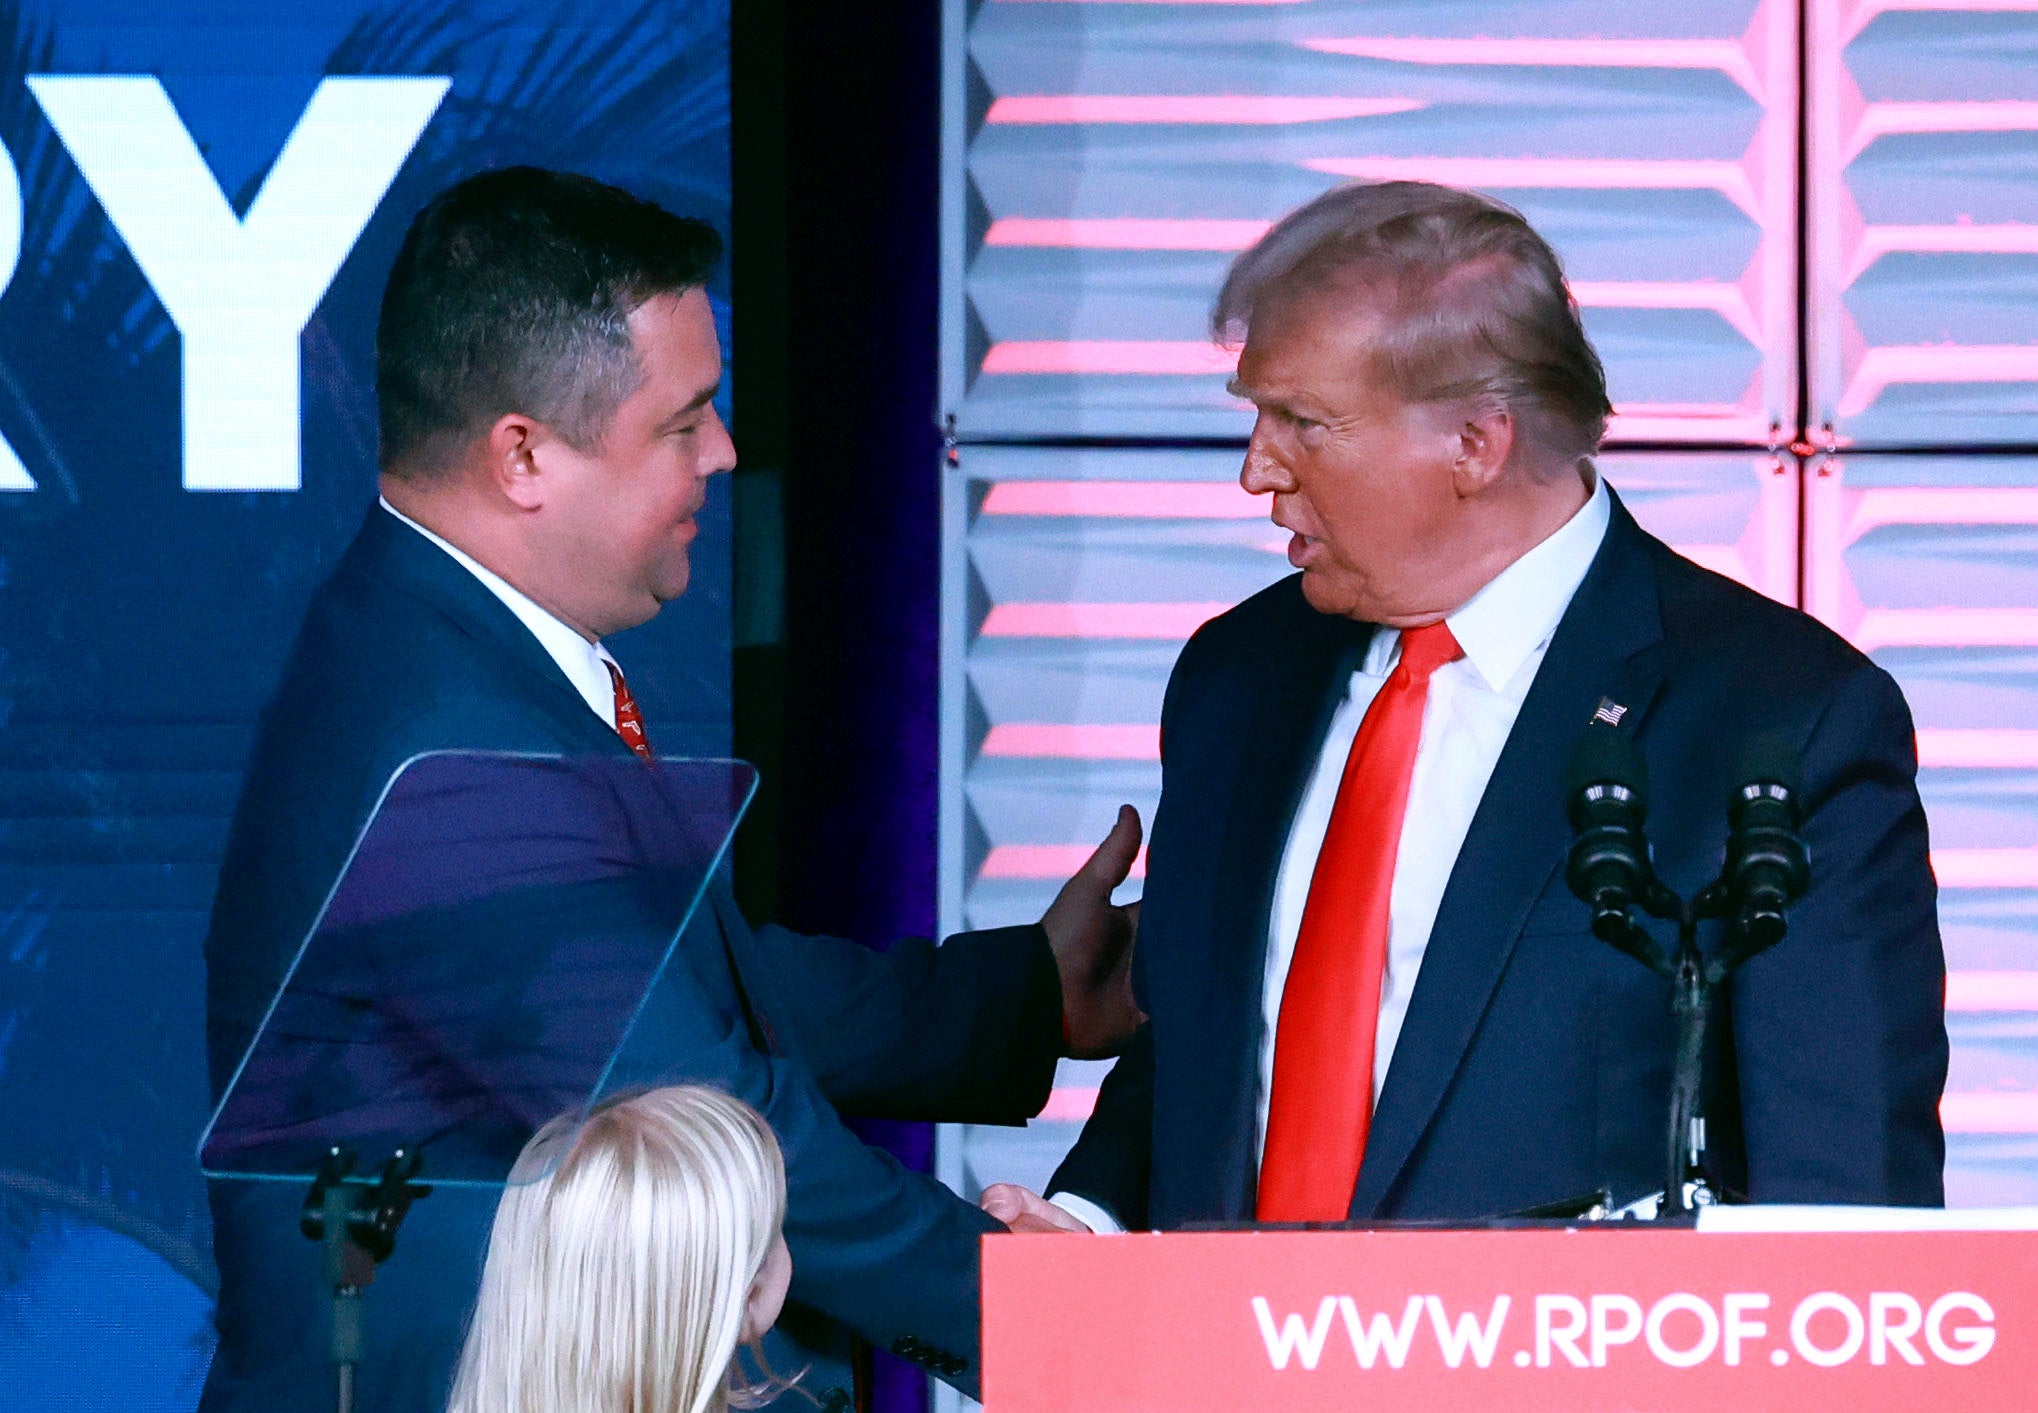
[983,1228,2038,1411]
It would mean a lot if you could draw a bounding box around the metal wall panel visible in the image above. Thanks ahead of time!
[1806,452,2038,1202]
[947,0,1799,444]
[1808,0,2038,447]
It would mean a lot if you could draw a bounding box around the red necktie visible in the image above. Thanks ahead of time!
[605,660,655,761]
[1256,620,1463,1222]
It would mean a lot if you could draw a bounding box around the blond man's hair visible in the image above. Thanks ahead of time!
[1215,180,1614,468]
[448,1085,788,1413]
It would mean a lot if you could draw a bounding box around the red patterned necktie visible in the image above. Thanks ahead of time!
[1256,620,1463,1222]
[605,660,655,761]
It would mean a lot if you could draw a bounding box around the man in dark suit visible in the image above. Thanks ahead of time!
[200,168,1141,1410]
[985,180,1946,1237]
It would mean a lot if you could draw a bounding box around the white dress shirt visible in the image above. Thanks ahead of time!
[1254,475,1609,1161]
[378,498,622,729]
[1052,475,1609,1237]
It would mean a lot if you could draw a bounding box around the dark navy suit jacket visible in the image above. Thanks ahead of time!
[1052,492,1948,1228]
[200,507,1061,1410]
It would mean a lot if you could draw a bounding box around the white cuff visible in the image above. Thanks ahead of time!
[1047,1191,1125,1234]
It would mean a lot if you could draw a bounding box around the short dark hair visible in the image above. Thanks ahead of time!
[376,166,722,478]
[1214,181,1613,465]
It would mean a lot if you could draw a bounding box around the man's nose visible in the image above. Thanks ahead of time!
[1240,421,1289,496]
[702,407,738,477]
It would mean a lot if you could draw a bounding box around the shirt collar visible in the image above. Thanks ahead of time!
[1361,472,1610,692]
[1446,472,1610,691]
[377,497,618,722]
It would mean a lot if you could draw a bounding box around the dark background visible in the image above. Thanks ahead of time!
[733,7,948,1408]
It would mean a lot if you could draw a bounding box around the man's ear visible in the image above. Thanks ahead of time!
[485,413,547,510]
[1448,403,1517,497]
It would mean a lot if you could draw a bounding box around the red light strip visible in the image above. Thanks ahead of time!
[1840,345,2038,416]
[1605,408,1776,442]
[979,341,1236,376]
[982,339,1763,380]
[1917,728,2038,769]
[1851,223,2038,280]
[980,844,1150,880]
[1571,281,1763,342]
[974,240,1766,336]
[979,602,1232,638]
[984,95,1424,125]
[1948,970,2038,1011]
[1842,0,2038,46]
[1306,156,1762,218]
[1941,1092,2038,1135]
[1932,846,2038,888]
[983,724,1162,760]
[1846,486,2038,536]
[1040,1086,1102,1122]
[1301,36,1764,101]
[983,217,1272,250]
[1854,609,2038,652]
[979,481,1257,518]
[976,484,1756,581]
[999,0,1308,5]
[1848,100,2038,161]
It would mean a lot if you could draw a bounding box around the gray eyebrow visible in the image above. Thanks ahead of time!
[656,381,721,431]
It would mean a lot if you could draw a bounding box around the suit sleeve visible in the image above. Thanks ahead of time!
[1045,1024,1154,1228]
[1728,661,1948,1204]
[744,912,1064,1124]
[607,904,1017,1394]
[1038,623,1212,1230]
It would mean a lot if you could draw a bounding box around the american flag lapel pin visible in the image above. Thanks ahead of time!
[1591,697,1628,728]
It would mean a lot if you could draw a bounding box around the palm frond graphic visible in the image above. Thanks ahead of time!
[0,0,728,1307]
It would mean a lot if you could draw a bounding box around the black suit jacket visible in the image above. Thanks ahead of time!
[200,507,1060,1410]
[1052,491,1948,1227]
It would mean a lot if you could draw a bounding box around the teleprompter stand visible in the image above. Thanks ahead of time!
[197,750,756,1413]
[300,1145,429,1413]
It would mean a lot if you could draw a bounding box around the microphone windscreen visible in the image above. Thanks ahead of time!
[1567,725,1648,811]
[1733,732,1802,797]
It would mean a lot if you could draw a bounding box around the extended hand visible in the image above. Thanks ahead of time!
[982,1183,1091,1234]
[1039,803,1145,1058]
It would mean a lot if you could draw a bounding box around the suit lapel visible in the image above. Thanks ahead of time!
[1351,493,1668,1216]
[1184,588,1373,1220]
[348,507,629,756]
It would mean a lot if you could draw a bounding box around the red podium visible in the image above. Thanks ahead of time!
[982,1215,2038,1411]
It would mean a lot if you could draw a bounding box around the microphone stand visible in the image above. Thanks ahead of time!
[1593,877,1792,1217]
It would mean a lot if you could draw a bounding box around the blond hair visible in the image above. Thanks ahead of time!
[1214,180,1614,467]
[448,1085,788,1413]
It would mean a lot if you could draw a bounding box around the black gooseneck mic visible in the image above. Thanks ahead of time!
[1565,728,1672,971]
[1564,727,1650,936]
[1562,723,1813,1217]
[1721,735,1811,955]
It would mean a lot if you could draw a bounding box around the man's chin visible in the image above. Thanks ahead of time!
[1297,569,1366,622]
[648,561,692,608]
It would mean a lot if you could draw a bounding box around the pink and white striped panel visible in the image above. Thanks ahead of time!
[953,0,1799,441]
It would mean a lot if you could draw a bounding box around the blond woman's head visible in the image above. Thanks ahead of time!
[449,1084,790,1413]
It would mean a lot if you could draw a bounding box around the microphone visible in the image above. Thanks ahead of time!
[1565,728,1654,944]
[1723,736,1811,949]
